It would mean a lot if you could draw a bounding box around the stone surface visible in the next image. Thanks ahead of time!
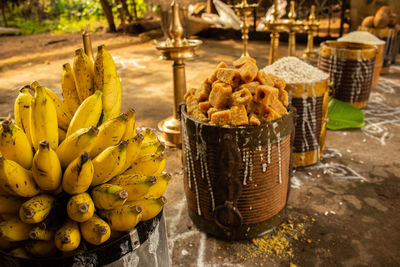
[0,38,399,266]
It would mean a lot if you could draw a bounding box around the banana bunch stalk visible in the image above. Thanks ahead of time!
[0,44,170,259]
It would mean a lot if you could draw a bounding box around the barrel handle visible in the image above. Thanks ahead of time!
[213,201,243,236]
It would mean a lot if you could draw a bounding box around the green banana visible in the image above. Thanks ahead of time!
[19,194,55,224]
[56,126,99,169]
[66,90,103,137]
[94,44,121,122]
[80,214,110,245]
[98,204,142,231]
[62,152,94,195]
[54,220,81,252]
[0,119,33,169]
[66,192,95,223]
[62,63,80,114]
[89,113,128,158]
[91,141,128,186]
[30,86,59,150]
[0,157,40,197]
[13,85,33,147]
[32,140,62,191]
[91,184,128,210]
[73,48,95,103]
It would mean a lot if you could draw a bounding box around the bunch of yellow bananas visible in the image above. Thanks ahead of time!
[0,46,170,258]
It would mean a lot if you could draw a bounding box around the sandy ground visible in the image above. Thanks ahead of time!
[0,33,400,266]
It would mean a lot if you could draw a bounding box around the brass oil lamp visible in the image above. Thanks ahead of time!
[302,5,319,59]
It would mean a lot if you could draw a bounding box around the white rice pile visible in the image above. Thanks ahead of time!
[337,31,385,45]
[262,56,329,84]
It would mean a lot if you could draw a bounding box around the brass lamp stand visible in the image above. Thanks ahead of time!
[263,0,304,64]
[230,0,258,57]
[302,5,319,59]
[154,0,202,147]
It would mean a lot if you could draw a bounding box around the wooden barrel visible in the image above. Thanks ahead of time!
[359,27,396,74]
[318,41,376,109]
[180,104,295,240]
[285,79,329,167]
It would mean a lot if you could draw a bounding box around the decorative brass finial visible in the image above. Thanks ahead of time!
[170,0,184,47]
[302,5,319,59]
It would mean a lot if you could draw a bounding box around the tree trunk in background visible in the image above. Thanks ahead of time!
[120,0,133,23]
[115,0,126,29]
[0,1,7,27]
[100,0,116,32]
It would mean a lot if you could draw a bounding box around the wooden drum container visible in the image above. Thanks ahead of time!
[180,104,295,240]
[286,80,329,167]
[318,41,376,109]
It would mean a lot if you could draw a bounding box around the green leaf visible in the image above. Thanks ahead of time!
[327,98,365,130]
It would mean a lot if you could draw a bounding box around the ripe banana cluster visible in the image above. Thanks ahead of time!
[0,46,170,259]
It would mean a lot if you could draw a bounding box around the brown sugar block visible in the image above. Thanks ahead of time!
[255,71,274,86]
[209,82,232,109]
[186,95,208,122]
[233,56,256,68]
[246,100,268,116]
[264,107,281,122]
[195,81,211,102]
[215,68,241,87]
[184,87,196,100]
[208,62,229,84]
[199,101,212,113]
[279,89,289,107]
[210,109,231,126]
[230,105,249,126]
[207,107,220,120]
[249,113,261,126]
[269,99,288,116]
[255,85,279,106]
[239,61,258,83]
[231,88,253,106]
[266,73,286,91]
[237,81,260,95]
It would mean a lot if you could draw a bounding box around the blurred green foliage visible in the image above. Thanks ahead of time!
[2,0,151,35]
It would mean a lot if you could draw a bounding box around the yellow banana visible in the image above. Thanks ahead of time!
[144,173,171,199]
[32,140,62,191]
[137,138,165,158]
[89,113,129,158]
[67,192,95,223]
[141,128,158,141]
[0,236,17,250]
[73,48,95,103]
[0,120,33,169]
[14,85,33,147]
[30,86,59,150]
[109,173,156,201]
[94,44,121,122]
[62,63,80,114]
[91,184,128,210]
[56,126,99,169]
[19,194,55,224]
[54,220,81,252]
[91,141,128,186]
[62,152,93,195]
[29,224,54,241]
[25,240,57,258]
[9,247,30,258]
[66,90,103,137]
[0,217,32,241]
[129,197,166,221]
[0,157,40,197]
[58,127,67,143]
[130,152,167,177]
[80,214,111,245]
[98,204,142,231]
[118,133,144,175]
[0,195,24,214]
[121,108,136,141]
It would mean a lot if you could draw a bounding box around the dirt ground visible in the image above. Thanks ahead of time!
[0,31,400,267]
